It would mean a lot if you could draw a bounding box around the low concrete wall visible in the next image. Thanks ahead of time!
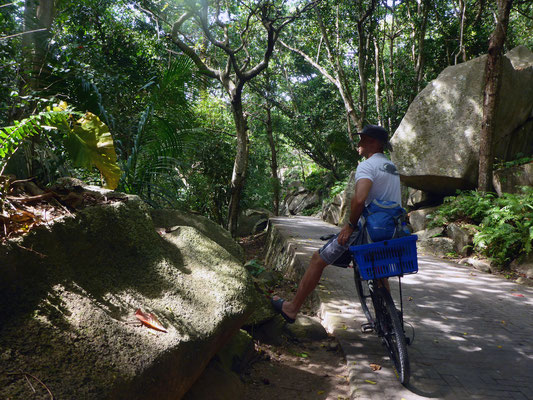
[263,217,341,312]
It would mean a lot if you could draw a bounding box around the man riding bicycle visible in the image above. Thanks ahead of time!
[272,125,402,323]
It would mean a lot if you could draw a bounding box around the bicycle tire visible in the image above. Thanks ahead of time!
[353,267,374,325]
[373,287,410,385]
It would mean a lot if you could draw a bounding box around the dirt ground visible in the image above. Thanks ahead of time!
[238,233,352,400]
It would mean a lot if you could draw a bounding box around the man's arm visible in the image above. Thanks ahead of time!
[337,178,372,246]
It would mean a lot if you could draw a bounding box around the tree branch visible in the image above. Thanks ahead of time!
[171,12,219,79]
[279,40,338,87]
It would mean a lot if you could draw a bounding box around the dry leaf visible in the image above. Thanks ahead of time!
[365,379,377,385]
[135,309,167,332]
[370,363,382,371]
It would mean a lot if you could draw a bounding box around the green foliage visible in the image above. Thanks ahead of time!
[245,259,265,277]
[0,101,122,188]
[0,108,73,174]
[494,154,533,170]
[429,188,533,267]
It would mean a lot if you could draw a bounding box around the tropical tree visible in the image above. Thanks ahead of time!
[138,0,318,236]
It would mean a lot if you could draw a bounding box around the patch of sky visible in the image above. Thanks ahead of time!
[289,74,317,83]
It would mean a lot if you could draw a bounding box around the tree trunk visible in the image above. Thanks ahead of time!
[455,0,467,65]
[373,35,383,126]
[22,0,55,91]
[478,0,512,192]
[414,0,429,95]
[227,92,250,237]
[265,106,280,216]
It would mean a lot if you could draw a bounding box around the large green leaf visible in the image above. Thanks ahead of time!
[65,112,122,189]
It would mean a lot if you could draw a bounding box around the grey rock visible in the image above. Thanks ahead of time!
[409,207,440,232]
[339,171,357,226]
[281,190,321,216]
[249,317,286,345]
[493,162,533,196]
[0,201,254,400]
[415,226,445,241]
[150,208,244,262]
[418,237,455,257]
[391,46,533,195]
[446,222,474,256]
[510,253,533,279]
[284,315,328,341]
[464,257,494,273]
[236,208,272,237]
[182,357,244,400]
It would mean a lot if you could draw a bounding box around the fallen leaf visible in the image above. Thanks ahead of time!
[135,309,167,332]
[317,390,325,395]
[370,363,382,371]
[365,379,377,385]
[497,345,503,349]
[408,296,413,301]
[512,293,525,298]
[300,353,309,358]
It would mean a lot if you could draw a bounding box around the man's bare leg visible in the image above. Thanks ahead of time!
[273,251,328,320]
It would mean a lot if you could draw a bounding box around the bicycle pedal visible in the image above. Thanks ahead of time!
[361,323,374,333]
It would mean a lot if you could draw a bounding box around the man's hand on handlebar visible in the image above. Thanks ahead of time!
[337,223,354,246]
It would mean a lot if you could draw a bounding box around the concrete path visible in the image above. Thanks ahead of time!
[268,216,533,400]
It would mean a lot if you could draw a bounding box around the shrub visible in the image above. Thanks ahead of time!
[429,188,533,267]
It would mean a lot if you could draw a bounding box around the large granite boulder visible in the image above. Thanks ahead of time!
[0,199,255,399]
[150,208,244,262]
[391,45,533,195]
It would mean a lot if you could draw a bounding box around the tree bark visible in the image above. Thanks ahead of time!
[455,0,467,65]
[414,0,429,95]
[478,0,512,191]
[22,0,55,91]
[227,92,250,236]
[265,106,280,215]
[373,35,383,126]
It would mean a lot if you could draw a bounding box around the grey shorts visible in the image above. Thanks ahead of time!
[318,229,361,266]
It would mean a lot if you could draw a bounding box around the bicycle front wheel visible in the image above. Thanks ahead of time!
[373,287,410,385]
[353,267,374,326]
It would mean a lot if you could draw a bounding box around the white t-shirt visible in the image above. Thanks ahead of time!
[355,153,401,206]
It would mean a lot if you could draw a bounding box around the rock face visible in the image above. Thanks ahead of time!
[0,199,254,399]
[338,171,357,226]
[493,162,533,196]
[150,208,244,261]
[235,208,272,237]
[280,184,321,216]
[322,194,342,225]
[391,46,533,195]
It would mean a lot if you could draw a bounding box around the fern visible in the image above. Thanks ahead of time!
[0,107,75,175]
[431,188,533,267]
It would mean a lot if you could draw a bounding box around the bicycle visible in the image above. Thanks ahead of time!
[349,235,419,386]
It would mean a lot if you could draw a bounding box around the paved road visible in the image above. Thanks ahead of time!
[268,216,533,400]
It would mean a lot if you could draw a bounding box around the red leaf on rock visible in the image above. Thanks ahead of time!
[511,293,525,298]
[135,309,167,332]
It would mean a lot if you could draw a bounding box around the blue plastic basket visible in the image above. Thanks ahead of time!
[349,235,419,280]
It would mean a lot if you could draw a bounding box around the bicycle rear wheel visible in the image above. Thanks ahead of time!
[353,267,374,326]
[373,287,410,385]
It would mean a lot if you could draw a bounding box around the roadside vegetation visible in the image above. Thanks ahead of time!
[429,187,533,267]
